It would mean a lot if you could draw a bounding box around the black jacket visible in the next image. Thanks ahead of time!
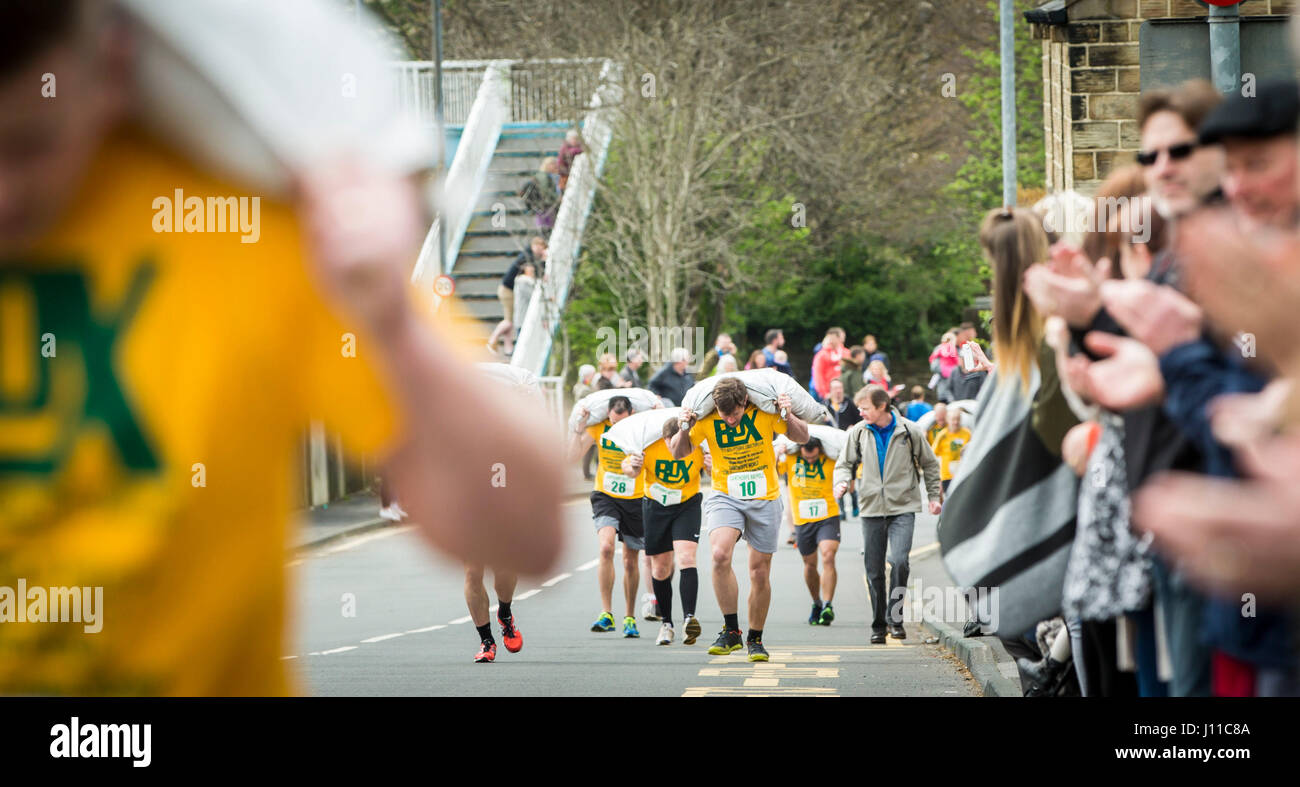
[648,364,693,406]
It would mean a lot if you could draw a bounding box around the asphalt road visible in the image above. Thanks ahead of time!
[290,492,979,697]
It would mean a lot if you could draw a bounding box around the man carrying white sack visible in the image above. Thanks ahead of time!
[618,411,708,646]
[570,394,652,638]
[670,376,810,662]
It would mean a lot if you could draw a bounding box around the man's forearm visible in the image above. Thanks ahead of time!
[669,429,694,459]
[785,415,809,444]
[376,309,564,577]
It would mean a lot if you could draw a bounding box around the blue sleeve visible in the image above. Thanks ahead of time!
[1158,338,1266,477]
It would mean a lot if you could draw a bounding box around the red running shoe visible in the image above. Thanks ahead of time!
[474,640,497,663]
[499,615,523,653]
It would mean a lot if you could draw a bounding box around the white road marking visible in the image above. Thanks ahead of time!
[542,572,571,587]
[448,615,473,624]
[405,624,447,634]
[909,542,940,559]
[515,589,541,601]
[319,646,357,655]
[361,632,405,643]
[575,559,600,571]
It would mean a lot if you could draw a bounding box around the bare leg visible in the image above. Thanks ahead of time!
[711,528,741,615]
[802,552,821,601]
[596,526,616,613]
[464,565,489,627]
[819,540,839,603]
[622,547,640,618]
[748,550,774,631]
[493,570,517,608]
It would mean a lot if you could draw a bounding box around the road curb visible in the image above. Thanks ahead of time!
[297,516,391,552]
[921,614,1022,697]
[298,489,593,553]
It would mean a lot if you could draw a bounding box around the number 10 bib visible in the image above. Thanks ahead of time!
[727,470,766,500]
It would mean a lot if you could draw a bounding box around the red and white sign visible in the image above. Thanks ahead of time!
[433,275,455,298]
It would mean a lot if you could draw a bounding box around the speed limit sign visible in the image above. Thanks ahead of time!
[433,275,455,298]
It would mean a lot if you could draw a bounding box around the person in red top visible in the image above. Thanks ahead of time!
[811,329,845,399]
[557,129,584,191]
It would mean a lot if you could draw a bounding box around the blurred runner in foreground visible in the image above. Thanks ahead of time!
[0,0,563,695]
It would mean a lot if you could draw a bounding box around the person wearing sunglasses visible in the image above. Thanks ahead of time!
[1137,80,1226,220]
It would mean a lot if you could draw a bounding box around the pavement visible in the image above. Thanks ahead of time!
[287,468,1017,696]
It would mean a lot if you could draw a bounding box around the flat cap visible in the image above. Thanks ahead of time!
[1198,79,1300,145]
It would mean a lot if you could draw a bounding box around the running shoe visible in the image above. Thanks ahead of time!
[683,615,702,646]
[499,615,523,653]
[378,505,401,522]
[747,638,769,662]
[808,601,823,625]
[818,603,835,626]
[591,612,615,632]
[474,640,497,663]
[707,628,743,655]
[656,622,675,646]
[623,616,640,638]
[642,594,661,621]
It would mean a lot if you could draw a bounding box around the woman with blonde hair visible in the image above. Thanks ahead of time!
[939,207,1082,695]
[977,208,1051,390]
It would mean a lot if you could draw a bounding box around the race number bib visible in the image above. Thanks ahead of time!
[649,483,683,506]
[602,472,636,497]
[727,470,767,500]
[797,498,827,521]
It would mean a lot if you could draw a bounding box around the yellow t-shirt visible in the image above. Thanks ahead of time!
[639,438,703,506]
[788,454,840,524]
[934,427,971,481]
[0,128,416,695]
[689,405,786,501]
[586,422,644,499]
[927,423,946,450]
[776,452,791,481]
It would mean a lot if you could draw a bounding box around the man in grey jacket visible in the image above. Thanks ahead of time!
[833,386,942,644]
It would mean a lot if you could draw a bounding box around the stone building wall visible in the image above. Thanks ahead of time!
[1031,0,1294,195]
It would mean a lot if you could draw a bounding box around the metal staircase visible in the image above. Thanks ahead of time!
[451,122,568,323]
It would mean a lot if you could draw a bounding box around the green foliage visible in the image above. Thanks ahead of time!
[558,3,1044,380]
[945,0,1046,216]
[726,235,985,364]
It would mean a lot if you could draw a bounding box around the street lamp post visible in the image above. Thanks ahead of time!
[432,0,447,274]
[999,0,1017,208]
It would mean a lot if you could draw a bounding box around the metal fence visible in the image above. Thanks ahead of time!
[391,59,604,126]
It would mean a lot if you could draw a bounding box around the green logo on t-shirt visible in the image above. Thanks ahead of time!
[0,262,159,474]
[713,410,762,449]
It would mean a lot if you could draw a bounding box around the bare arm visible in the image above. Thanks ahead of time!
[298,163,563,577]
[377,314,565,577]
[670,411,697,459]
[784,413,810,445]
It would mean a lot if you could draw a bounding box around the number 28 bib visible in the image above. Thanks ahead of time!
[603,472,636,497]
